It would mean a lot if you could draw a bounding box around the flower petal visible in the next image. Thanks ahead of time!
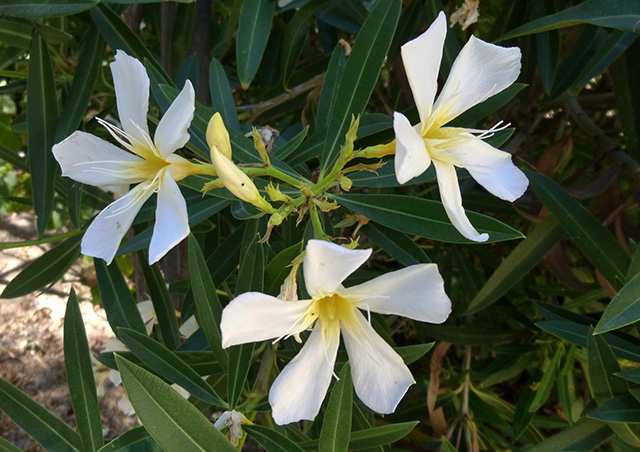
[303,240,372,298]
[432,160,488,242]
[400,11,446,123]
[82,184,153,264]
[393,112,431,184]
[220,293,313,348]
[446,135,529,201]
[52,131,144,186]
[154,80,195,158]
[342,311,414,414]
[206,112,232,159]
[148,168,190,264]
[269,322,339,425]
[341,264,451,324]
[432,36,521,126]
[111,50,151,145]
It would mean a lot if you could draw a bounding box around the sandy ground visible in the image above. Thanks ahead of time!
[0,212,139,451]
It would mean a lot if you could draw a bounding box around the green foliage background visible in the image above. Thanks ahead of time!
[0,0,640,451]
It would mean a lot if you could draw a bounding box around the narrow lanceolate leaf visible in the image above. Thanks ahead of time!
[0,0,98,18]
[64,289,103,452]
[526,419,612,452]
[347,422,418,450]
[56,27,104,141]
[595,272,640,333]
[228,234,264,408]
[118,328,227,407]
[588,394,640,423]
[528,347,562,412]
[527,171,630,286]
[208,58,240,131]
[611,39,640,162]
[96,426,162,452]
[316,45,347,131]
[138,254,181,350]
[0,234,81,299]
[320,0,400,174]
[236,0,276,89]
[364,223,431,266]
[264,241,304,296]
[28,32,59,235]
[0,436,22,452]
[0,378,83,452]
[466,216,565,314]
[333,194,524,244]
[319,364,352,452]
[0,19,32,49]
[245,425,306,452]
[115,355,237,452]
[187,235,228,370]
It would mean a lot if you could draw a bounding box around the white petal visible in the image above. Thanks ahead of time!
[111,50,151,145]
[432,36,521,126]
[52,131,144,186]
[400,11,446,123]
[342,311,414,414]
[148,169,190,264]
[432,160,488,242]
[393,112,431,184]
[269,322,339,425]
[303,240,372,298]
[446,135,529,201]
[154,80,195,158]
[220,293,313,348]
[340,264,451,324]
[82,184,154,264]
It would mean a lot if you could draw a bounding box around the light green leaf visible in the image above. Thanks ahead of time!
[333,194,524,243]
[96,426,162,452]
[319,364,352,452]
[466,216,565,314]
[236,0,275,89]
[115,355,237,452]
[64,289,103,452]
[0,234,81,299]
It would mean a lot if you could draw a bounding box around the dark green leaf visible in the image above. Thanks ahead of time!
[316,45,347,131]
[96,426,162,452]
[1,234,81,299]
[588,394,640,423]
[333,194,524,243]
[319,364,352,452]
[526,419,612,452]
[451,84,527,127]
[364,223,431,266]
[0,0,97,18]
[349,162,436,188]
[0,19,32,49]
[595,272,640,333]
[528,347,562,412]
[0,437,22,452]
[115,355,237,452]
[64,289,103,452]
[347,422,418,450]
[264,241,304,296]
[208,58,240,131]
[245,425,305,452]
[236,0,276,89]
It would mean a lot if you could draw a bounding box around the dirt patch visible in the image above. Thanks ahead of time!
[0,212,139,450]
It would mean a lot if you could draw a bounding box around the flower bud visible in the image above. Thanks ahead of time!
[206,113,232,160]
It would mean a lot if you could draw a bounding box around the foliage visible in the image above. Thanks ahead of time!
[0,0,639,451]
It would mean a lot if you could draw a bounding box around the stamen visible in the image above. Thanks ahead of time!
[96,117,135,152]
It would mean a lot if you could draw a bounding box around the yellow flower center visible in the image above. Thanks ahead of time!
[305,294,361,341]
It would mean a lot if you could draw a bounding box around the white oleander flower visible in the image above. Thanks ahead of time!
[220,240,451,425]
[53,50,201,264]
[394,11,528,242]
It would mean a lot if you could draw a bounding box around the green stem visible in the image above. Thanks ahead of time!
[0,229,83,251]
[244,166,303,188]
[309,204,325,240]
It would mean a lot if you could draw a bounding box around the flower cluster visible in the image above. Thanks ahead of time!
[52,10,527,427]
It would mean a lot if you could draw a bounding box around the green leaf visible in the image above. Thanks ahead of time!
[208,57,240,131]
[264,241,304,296]
[532,1,559,94]
[316,45,347,131]
[64,289,103,452]
[588,394,640,423]
[349,162,436,188]
[0,377,83,452]
[451,83,527,127]
[320,0,400,174]
[596,271,640,333]
[236,0,276,89]
[347,422,418,450]
[115,355,237,452]
[501,0,640,39]
[245,425,305,452]
[0,0,98,18]
[611,39,640,162]
[96,426,162,452]
[0,19,32,49]
[617,369,640,384]
[0,437,22,452]
[333,194,524,243]
[466,216,565,314]
[138,255,181,350]
[364,223,431,266]
[90,4,169,84]
[56,27,104,141]
[28,32,59,235]
[187,235,228,370]
[273,126,309,160]
[527,171,630,286]
[319,364,352,452]
[526,419,612,452]
[94,258,147,340]
[512,371,540,439]
[528,347,562,412]
[118,328,227,407]
[0,234,81,299]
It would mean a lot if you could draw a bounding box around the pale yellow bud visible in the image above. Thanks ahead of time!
[252,127,270,166]
[206,113,232,160]
[265,182,290,203]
